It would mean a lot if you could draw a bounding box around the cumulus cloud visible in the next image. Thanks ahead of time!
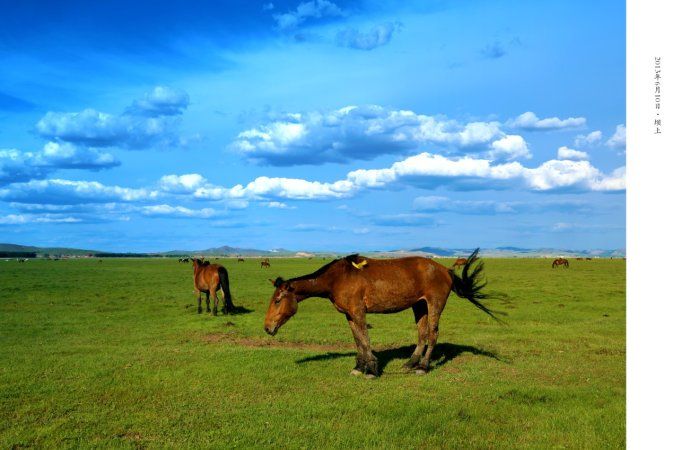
[557,146,589,160]
[272,0,343,30]
[574,130,602,148]
[507,111,586,131]
[231,105,515,165]
[606,124,626,149]
[0,144,119,186]
[337,22,399,50]
[0,179,158,205]
[35,87,189,149]
[165,150,624,205]
[127,86,189,117]
[0,149,50,186]
[266,201,294,209]
[489,135,531,160]
[159,173,209,194]
[35,109,181,149]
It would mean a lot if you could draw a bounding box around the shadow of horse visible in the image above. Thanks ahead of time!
[296,343,506,373]
[228,306,254,315]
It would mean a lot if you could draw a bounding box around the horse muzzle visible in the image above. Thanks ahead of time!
[264,324,278,336]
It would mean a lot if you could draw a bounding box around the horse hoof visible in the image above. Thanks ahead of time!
[415,369,428,375]
[364,373,377,379]
[350,369,363,376]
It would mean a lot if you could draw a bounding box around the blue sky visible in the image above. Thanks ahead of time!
[0,0,625,252]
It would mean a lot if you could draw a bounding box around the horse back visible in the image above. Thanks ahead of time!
[194,264,223,290]
[334,257,452,312]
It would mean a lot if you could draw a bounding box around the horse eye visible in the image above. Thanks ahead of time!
[274,298,281,305]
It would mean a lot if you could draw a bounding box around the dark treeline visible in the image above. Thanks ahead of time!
[0,252,36,258]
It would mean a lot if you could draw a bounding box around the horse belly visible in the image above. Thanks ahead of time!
[363,280,422,313]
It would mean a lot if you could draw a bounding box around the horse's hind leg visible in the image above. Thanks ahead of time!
[197,291,202,314]
[211,288,219,316]
[404,301,428,370]
[205,292,211,313]
[417,298,446,373]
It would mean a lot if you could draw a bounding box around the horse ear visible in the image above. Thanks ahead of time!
[272,277,285,287]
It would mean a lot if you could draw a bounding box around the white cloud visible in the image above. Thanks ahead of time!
[36,108,180,149]
[0,213,82,225]
[337,23,399,50]
[557,146,589,160]
[0,179,159,205]
[0,144,119,186]
[127,86,189,117]
[266,201,294,209]
[231,105,508,165]
[508,111,586,130]
[489,135,531,160]
[140,204,215,218]
[174,150,625,204]
[574,130,602,147]
[159,173,208,193]
[272,0,343,30]
[0,149,50,186]
[413,196,593,214]
[606,124,626,149]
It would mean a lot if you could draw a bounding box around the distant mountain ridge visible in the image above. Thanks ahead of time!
[0,243,626,258]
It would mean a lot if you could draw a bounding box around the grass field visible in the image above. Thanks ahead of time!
[0,257,625,448]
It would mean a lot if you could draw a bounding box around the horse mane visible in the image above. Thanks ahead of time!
[286,255,358,283]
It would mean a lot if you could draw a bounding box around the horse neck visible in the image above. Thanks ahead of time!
[289,271,334,300]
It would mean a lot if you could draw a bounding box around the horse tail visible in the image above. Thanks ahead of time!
[449,248,504,324]
[218,267,235,312]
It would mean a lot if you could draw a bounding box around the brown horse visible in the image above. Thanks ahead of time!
[192,258,235,315]
[452,257,468,269]
[264,249,498,377]
[237,258,245,262]
[261,260,271,268]
[552,258,569,268]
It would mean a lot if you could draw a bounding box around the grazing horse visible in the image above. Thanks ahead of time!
[261,260,271,268]
[552,258,569,268]
[237,258,245,262]
[452,257,468,269]
[264,249,498,377]
[192,258,235,315]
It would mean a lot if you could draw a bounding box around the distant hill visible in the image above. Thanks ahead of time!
[162,246,296,257]
[0,243,98,256]
[1,242,625,258]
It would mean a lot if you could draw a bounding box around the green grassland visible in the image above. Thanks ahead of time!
[0,257,625,448]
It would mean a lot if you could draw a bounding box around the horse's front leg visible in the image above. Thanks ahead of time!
[346,312,378,377]
[346,315,366,376]
[205,292,211,313]
[196,290,202,314]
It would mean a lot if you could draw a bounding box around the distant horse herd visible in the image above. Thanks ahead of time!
[180,256,268,267]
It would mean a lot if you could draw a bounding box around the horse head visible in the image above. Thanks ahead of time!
[264,277,299,335]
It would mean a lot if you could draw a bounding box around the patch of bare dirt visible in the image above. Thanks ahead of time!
[201,332,351,352]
